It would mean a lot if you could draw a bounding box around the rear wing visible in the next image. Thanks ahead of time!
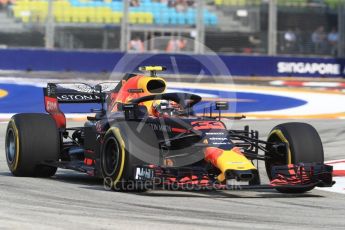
[43,82,118,128]
[43,83,119,103]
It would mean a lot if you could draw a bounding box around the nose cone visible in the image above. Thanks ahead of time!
[204,147,257,182]
[225,169,255,181]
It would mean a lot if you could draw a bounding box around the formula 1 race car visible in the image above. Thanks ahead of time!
[5,66,334,193]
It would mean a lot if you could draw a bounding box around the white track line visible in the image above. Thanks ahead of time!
[317,159,345,194]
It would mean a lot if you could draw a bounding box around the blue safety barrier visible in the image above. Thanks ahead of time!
[0,49,344,78]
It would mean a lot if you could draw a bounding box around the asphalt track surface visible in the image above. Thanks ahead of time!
[0,120,344,230]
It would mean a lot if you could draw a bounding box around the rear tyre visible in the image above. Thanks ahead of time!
[265,122,324,193]
[5,113,59,177]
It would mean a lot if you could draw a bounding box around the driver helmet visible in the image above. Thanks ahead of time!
[152,100,181,117]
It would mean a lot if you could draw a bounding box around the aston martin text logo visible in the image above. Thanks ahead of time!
[57,94,100,101]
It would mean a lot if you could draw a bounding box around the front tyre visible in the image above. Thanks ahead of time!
[100,127,147,192]
[5,113,59,177]
[101,130,125,189]
[266,122,324,193]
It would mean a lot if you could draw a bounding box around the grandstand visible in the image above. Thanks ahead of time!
[215,0,344,7]
[10,0,217,26]
[0,0,343,57]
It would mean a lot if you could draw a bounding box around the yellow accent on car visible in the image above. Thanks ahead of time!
[10,119,20,171]
[138,66,166,72]
[137,76,167,114]
[269,129,292,164]
[106,127,126,185]
[216,149,256,181]
[137,76,167,94]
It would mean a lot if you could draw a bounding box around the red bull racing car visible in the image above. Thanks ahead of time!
[5,66,334,193]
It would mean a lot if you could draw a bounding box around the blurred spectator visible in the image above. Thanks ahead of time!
[128,37,145,52]
[311,26,327,54]
[294,28,305,53]
[168,0,175,7]
[283,29,297,53]
[248,35,262,53]
[166,37,187,52]
[130,0,140,7]
[327,27,338,56]
[175,0,188,12]
[186,0,195,7]
[167,0,194,12]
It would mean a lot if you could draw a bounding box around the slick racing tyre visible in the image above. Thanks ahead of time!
[5,113,59,177]
[101,128,129,191]
[265,122,324,193]
[101,122,160,192]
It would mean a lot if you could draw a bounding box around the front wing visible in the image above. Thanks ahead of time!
[133,163,334,191]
